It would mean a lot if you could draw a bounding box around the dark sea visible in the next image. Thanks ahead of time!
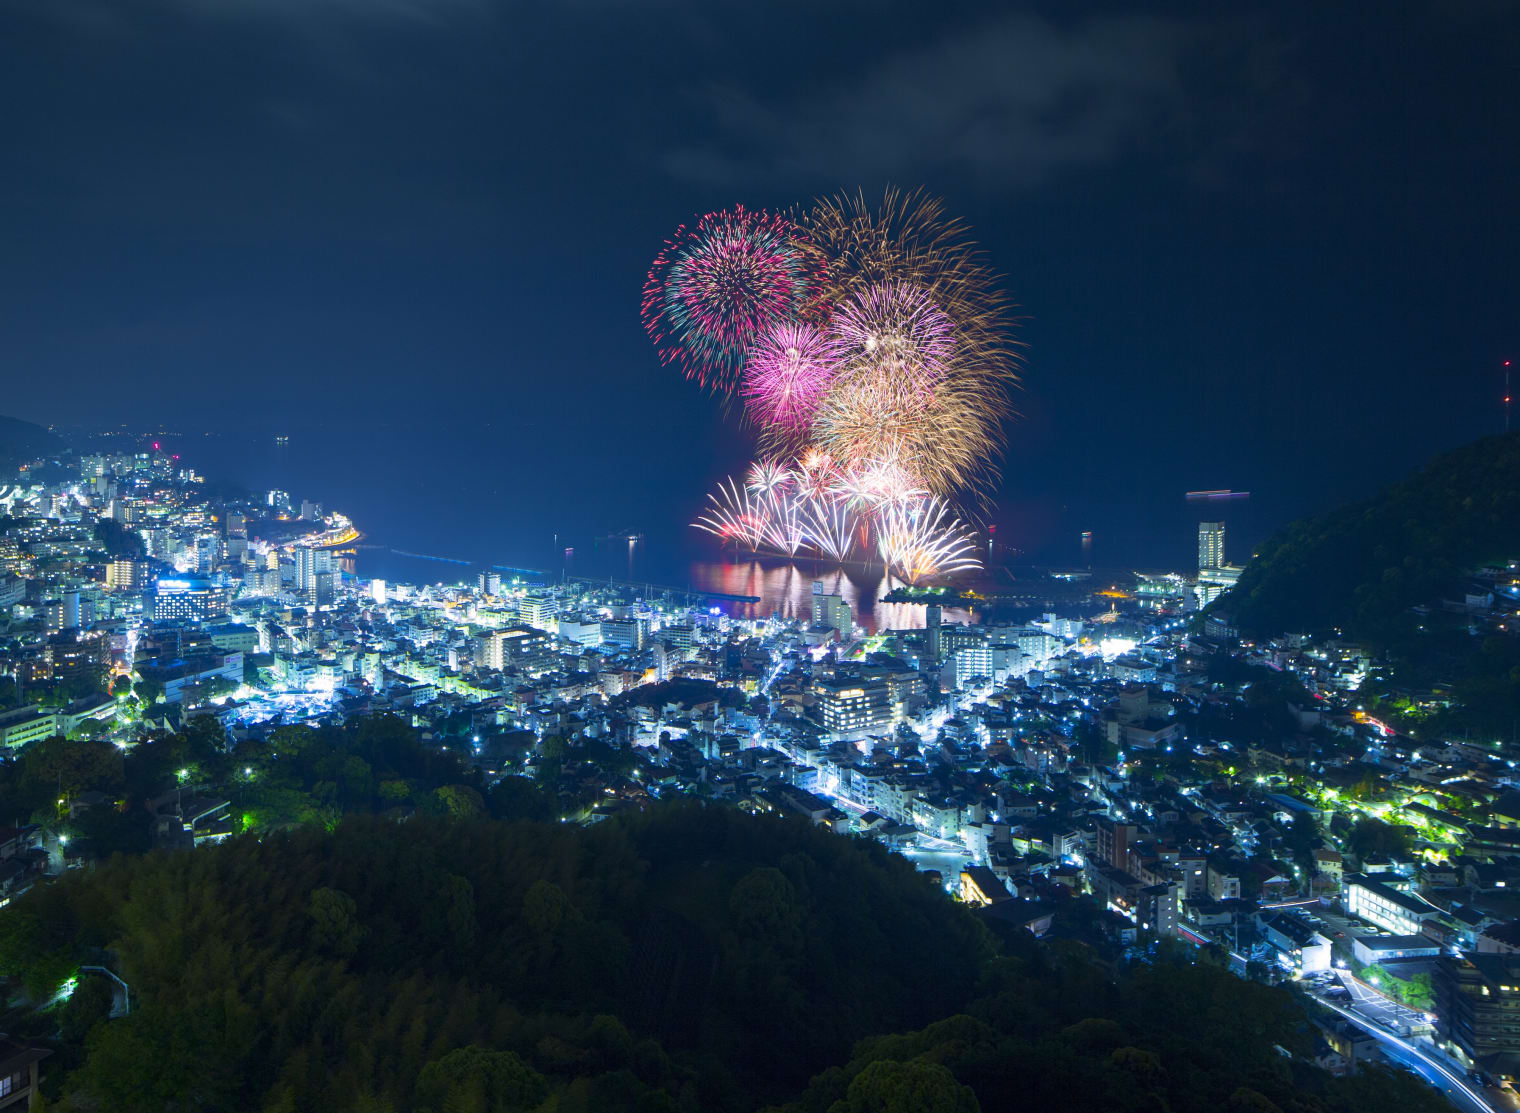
[112,418,1276,629]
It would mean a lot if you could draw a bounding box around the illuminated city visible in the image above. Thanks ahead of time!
[0,3,1515,1112]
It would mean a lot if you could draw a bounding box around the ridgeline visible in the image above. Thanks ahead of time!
[1217,432,1520,641]
[0,413,65,471]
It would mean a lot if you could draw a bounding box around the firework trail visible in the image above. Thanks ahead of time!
[801,495,859,563]
[759,486,808,556]
[693,477,768,551]
[876,496,982,584]
[642,206,815,395]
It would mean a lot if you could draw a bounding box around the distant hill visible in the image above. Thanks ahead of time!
[1218,432,1520,639]
[0,413,65,471]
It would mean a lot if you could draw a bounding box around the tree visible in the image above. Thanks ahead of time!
[414,1047,546,1113]
[308,887,364,958]
[1348,817,1412,864]
[59,973,116,1043]
[431,784,485,820]
[22,736,124,799]
[833,1059,980,1113]
[486,776,554,822]
[134,678,163,707]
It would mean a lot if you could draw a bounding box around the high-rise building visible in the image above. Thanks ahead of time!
[951,645,992,690]
[370,579,387,605]
[478,571,502,596]
[475,625,556,674]
[601,615,648,649]
[811,582,851,635]
[152,576,225,623]
[518,593,559,630]
[1436,952,1520,1067]
[294,547,333,592]
[813,677,894,739]
[1197,521,1225,571]
[925,604,944,662]
[105,559,145,592]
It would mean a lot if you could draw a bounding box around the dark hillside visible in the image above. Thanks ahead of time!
[1219,432,1520,640]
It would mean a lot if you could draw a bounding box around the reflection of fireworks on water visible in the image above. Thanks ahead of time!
[876,496,982,585]
[642,206,815,395]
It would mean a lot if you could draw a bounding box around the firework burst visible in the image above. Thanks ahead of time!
[662,191,1016,581]
[826,282,954,397]
[745,457,793,496]
[794,189,1018,498]
[642,206,815,395]
[740,322,836,431]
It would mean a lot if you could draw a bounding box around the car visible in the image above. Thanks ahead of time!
[1334,930,1345,938]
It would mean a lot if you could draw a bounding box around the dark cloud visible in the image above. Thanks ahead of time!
[663,12,1298,190]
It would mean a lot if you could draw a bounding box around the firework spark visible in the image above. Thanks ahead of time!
[876,496,982,584]
[826,282,954,397]
[801,495,859,563]
[740,322,836,430]
[642,206,815,395]
[794,189,1018,497]
[693,478,768,552]
[830,451,925,510]
[745,457,793,496]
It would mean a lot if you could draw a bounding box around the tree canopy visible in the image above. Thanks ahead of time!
[0,803,1452,1113]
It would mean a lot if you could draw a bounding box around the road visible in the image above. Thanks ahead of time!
[1315,993,1494,1113]
[1339,971,1429,1035]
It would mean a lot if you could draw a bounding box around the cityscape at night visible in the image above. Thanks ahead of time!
[0,2,1517,1111]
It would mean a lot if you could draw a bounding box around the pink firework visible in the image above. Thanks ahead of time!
[740,322,836,429]
[642,206,814,395]
[826,281,955,396]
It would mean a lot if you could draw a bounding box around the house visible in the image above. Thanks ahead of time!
[959,866,1012,907]
[147,791,234,850]
[1258,911,1332,973]
[0,1035,50,1111]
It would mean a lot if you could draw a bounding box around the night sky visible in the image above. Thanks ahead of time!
[4,0,1517,564]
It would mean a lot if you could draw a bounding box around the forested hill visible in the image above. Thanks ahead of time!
[1218,431,1520,639]
[0,413,64,470]
[2,806,1448,1113]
